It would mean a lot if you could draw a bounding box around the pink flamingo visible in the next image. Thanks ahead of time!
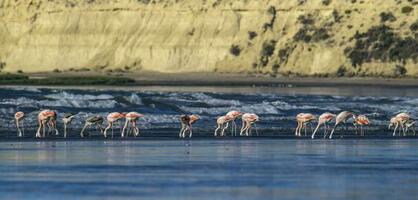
[311,112,336,139]
[226,110,242,136]
[14,111,25,137]
[121,112,145,137]
[104,112,126,138]
[328,111,356,139]
[179,115,200,138]
[36,110,58,138]
[353,115,370,136]
[295,113,316,137]
[240,113,259,136]
[214,115,233,137]
[389,113,411,136]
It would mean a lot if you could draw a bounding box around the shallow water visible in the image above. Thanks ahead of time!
[0,86,417,137]
[1,139,418,200]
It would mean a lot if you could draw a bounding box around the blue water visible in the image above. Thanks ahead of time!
[0,86,417,137]
[1,139,418,200]
[1,86,418,199]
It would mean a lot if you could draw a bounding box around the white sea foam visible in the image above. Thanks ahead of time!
[9,87,42,93]
[46,91,114,100]
[126,93,143,105]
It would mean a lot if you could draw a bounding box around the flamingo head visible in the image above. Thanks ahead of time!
[14,111,25,119]
[189,115,200,124]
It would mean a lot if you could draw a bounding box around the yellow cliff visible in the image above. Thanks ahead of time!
[0,0,417,77]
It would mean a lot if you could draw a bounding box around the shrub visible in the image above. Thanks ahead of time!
[229,45,241,56]
[394,65,407,76]
[322,0,331,5]
[332,10,342,22]
[259,40,277,66]
[0,62,5,71]
[401,6,414,14]
[261,40,276,57]
[380,12,396,22]
[294,28,312,42]
[312,28,330,41]
[345,25,418,67]
[298,15,315,25]
[248,31,258,40]
[410,21,418,32]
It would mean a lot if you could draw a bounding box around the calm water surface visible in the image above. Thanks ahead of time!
[1,139,418,200]
[1,86,418,199]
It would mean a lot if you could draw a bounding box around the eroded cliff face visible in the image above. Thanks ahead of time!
[0,0,417,77]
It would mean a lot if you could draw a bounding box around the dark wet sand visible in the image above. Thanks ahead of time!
[26,71,418,87]
[3,72,418,97]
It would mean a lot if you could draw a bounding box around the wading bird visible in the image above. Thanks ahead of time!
[328,111,356,139]
[62,113,75,138]
[353,115,370,136]
[179,115,200,138]
[104,112,126,138]
[14,111,25,137]
[295,113,316,137]
[121,112,145,137]
[311,112,336,139]
[240,113,259,136]
[388,113,411,136]
[214,115,233,137]
[226,110,242,136]
[36,110,58,138]
[80,115,105,137]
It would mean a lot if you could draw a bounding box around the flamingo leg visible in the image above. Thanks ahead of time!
[221,122,229,137]
[132,121,139,136]
[104,122,112,138]
[182,125,189,138]
[53,120,59,136]
[189,124,193,138]
[111,124,114,139]
[240,122,247,136]
[64,123,67,138]
[245,123,251,136]
[80,123,90,138]
[36,120,42,138]
[16,119,22,137]
[214,124,221,136]
[329,123,339,139]
[96,124,103,135]
[393,123,398,136]
[21,120,25,137]
[42,121,47,138]
[240,120,247,136]
[232,120,236,136]
[312,123,322,139]
[254,123,259,136]
[295,122,300,137]
[121,119,129,138]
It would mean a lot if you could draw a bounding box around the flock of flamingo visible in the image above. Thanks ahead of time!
[11,109,415,139]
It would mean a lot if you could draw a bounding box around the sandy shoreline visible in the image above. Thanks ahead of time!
[23,71,418,87]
